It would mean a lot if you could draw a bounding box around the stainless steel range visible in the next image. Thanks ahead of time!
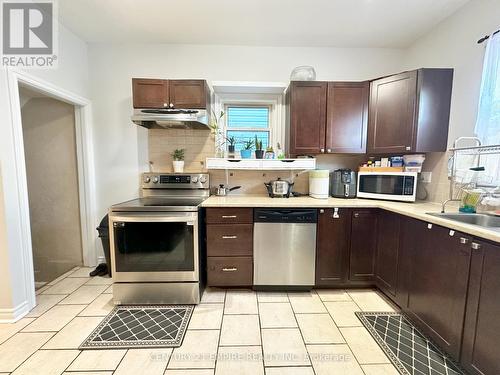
[109,173,209,305]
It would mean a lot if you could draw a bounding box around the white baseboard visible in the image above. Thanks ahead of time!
[0,300,30,323]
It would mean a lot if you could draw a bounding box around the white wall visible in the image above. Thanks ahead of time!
[88,44,405,216]
[0,24,90,320]
[403,0,500,202]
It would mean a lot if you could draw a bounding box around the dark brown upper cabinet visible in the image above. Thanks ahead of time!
[315,208,351,286]
[132,78,209,109]
[326,82,369,153]
[368,68,453,154]
[132,79,169,109]
[287,81,368,156]
[287,81,327,155]
[461,239,500,375]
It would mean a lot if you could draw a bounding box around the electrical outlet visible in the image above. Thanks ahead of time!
[420,172,432,183]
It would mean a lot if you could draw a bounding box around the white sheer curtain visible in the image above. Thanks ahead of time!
[474,31,500,185]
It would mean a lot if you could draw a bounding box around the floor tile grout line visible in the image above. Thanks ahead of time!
[255,289,266,373]
[209,288,226,373]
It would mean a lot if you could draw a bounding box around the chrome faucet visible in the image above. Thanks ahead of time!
[441,198,461,213]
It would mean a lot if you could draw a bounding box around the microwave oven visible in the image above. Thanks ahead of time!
[357,171,418,202]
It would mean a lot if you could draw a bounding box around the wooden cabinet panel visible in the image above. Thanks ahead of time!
[169,80,208,109]
[349,209,378,281]
[368,68,453,154]
[288,81,327,155]
[368,71,417,153]
[315,208,351,286]
[206,224,253,257]
[132,78,169,108]
[207,256,253,286]
[206,208,253,224]
[326,82,368,153]
[407,222,471,360]
[461,240,500,375]
[375,210,400,296]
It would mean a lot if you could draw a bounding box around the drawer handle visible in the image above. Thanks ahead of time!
[222,235,237,239]
[222,215,237,218]
[471,242,481,250]
[222,267,237,272]
[460,237,469,244]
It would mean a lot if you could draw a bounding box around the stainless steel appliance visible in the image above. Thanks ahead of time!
[109,173,209,304]
[331,169,357,198]
[253,209,317,288]
[264,178,294,198]
[131,108,209,129]
[357,171,417,202]
[215,184,241,196]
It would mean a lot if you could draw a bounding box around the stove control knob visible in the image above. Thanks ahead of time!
[152,176,159,184]
[191,177,199,183]
[199,176,207,183]
[143,176,151,183]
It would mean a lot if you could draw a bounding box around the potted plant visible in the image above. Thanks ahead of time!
[240,139,254,159]
[171,148,185,173]
[226,135,236,155]
[254,135,264,159]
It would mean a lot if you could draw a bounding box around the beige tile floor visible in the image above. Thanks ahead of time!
[0,267,400,375]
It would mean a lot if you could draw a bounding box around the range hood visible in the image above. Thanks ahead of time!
[131,109,209,129]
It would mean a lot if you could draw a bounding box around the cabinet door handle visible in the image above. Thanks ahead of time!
[471,242,481,250]
[320,148,325,153]
[222,235,237,239]
[163,103,168,107]
[353,212,359,218]
[222,267,237,272]
[460,237,469,244]
[319,209,325,214]
[169,103,174,108]
[221,215,237,218]
[327,148,332,153]
[427,223,433,229]
[406,146,411,151]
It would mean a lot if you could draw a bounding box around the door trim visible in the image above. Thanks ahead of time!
[2,68,97,321]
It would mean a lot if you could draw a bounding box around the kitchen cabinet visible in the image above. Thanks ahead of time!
[286,81,369,155]
[132,78,209,109]
[406,221,471,360]
[375,210,400,297]
[315,208,351,286]
[461,239,500,375]
[206,208,253,287]
[368,68,453,153]
[132,78,169,109]
[326,82,369,153]
[287,81,327,155]
[349,209,378,282]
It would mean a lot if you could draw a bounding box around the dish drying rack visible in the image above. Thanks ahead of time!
[448,137,500,201]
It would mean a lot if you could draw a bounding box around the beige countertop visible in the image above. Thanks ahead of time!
[201,195,500,243]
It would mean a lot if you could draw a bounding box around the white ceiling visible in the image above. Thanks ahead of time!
[59,0,469,48]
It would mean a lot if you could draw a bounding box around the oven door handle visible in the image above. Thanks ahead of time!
[110,212,197,224]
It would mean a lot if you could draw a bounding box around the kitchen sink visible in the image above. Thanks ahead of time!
[427,212,500,229]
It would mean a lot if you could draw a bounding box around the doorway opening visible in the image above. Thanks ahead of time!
[19,86,84,289]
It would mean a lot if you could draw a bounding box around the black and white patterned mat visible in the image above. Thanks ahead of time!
[80,305,193,349]
[356,312,466,375]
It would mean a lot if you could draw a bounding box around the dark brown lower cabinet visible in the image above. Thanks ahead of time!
[349,209,378,282]
[406,222,472,360]
[375,210,400,297]
[315,208,351,286]
[207,257,253,286]
[461,239,500,375]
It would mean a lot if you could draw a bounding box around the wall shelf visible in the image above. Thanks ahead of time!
[206,158,316,170]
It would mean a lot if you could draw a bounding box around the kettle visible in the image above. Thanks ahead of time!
[215,184,241,196]
[264,178,294,198]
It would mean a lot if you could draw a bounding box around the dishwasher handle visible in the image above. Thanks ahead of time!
[254,209,317,223]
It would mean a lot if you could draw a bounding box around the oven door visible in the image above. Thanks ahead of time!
[109,211,198,282]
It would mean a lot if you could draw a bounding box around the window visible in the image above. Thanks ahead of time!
[474,31,500,183]
[225,106,270,152]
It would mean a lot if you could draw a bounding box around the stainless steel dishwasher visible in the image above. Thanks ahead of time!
[253,209,317,287]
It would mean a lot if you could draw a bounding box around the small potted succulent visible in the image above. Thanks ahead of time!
[171,148,185,173]
[254,135,264,159]
[226,135,236,156]
[240,139,254,159]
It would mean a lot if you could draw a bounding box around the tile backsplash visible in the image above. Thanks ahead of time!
[147,129,450,202]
